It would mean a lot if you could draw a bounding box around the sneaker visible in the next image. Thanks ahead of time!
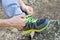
[23,15,50,35]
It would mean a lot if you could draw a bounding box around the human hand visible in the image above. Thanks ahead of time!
[22,5,33,16]
[7,14,26,30]
[25,6,33,16]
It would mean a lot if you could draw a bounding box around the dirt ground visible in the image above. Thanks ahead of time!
[0,0,60,40]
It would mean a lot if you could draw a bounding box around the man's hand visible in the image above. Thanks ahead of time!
[7,14,26,30]
[24,5,33,16]
[21,5,33,16]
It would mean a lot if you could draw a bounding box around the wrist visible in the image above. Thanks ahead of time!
[0,19,10,27]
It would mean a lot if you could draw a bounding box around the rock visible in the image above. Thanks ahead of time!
[30,31,35,38]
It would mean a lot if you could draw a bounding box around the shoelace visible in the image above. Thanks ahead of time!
[26,15,37,23]
[25,15,38,30]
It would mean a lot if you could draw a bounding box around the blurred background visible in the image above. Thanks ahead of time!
[0,0,60,40]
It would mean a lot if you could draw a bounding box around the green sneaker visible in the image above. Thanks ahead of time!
[23,15,50,35]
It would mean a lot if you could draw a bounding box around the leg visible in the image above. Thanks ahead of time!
[2,0,25,18]
[0,0,2,3]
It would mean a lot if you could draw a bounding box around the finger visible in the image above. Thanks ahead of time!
[28,8,33,15]
[15,15,26,23]
[27,11,33,16]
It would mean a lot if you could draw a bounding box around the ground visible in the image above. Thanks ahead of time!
[0,0,60,40]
